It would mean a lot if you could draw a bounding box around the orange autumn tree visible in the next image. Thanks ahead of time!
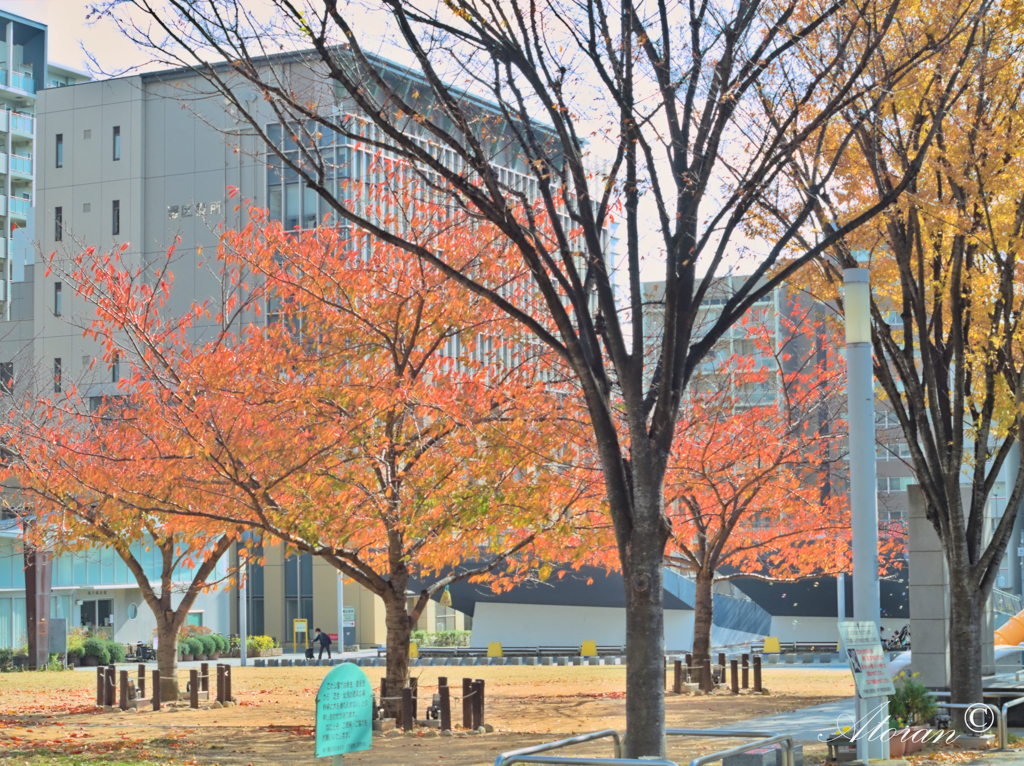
[29,209,601,714]
[664,303,899,663]
[5,315,251,700]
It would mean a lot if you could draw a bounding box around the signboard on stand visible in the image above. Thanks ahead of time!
[315,662,372,762]
[838,620,895,698]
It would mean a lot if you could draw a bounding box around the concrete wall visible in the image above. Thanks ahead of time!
[469,602,695,650]
[766,615,906,645]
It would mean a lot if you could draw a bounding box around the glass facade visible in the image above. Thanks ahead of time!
[284,552,313,644]
[0,536,229,648]
[265,122,345,232]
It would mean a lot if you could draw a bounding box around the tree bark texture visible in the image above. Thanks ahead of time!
[948,571,983,709]
[155,616,182,702]
[691,570,714,665]
[382,574,412,724]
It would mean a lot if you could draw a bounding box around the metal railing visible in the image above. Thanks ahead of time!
[9,196,29,217]
[666,730,795,766]
[494,728,796,766]
[10,72,35,93]
[9,112,33,135]
[9,155,31,175]
[493,730,639,766]
[999,696,1024,749]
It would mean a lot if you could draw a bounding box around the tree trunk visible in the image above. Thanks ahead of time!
[382,592,412,725]
[691,570,714,665]
[623,509,669,758]
[948,572,983,713]
[154,615,182,702]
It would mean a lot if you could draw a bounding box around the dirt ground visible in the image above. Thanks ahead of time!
[0,665,854,765]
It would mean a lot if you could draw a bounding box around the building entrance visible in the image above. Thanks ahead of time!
[80,598,114,638]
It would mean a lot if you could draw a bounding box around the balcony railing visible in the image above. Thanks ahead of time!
[9,196,30,218]
[0,196,6,216]
[10,72,35,93]
[10,113,33,135]
[10,155,32,176]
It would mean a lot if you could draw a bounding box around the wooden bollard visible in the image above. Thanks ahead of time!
[223,664,232,703]
[718,652,726,672]
[742,654,749,689]
[105,665,116,707]
[201,662,209,693]
[380,678,388,716]
[410,676,418,721]
[152,670,161,711]
[730,660,739,694]
[138,664,146,699]
[439,679,452,731]
[216,664,226,702]
[96,667,105,706]
[402,686,413,732]
[673,660,683,694]
[701,658,712,693]
[190,669,199,709]
[119,669,129,710]
[753,655,762,693]
[471,680,483,729]
[462,678,472,729]
[475,678,485,726]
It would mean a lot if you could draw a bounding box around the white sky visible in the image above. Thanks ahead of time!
[5,0,760,286]
[3,0,142,74]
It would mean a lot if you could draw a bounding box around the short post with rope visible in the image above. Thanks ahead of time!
[439,677,451,731]
[462,677,472,729]
[402,686,414,732]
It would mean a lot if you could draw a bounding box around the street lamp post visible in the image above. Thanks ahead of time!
[239,559,248,668]
[844,268,887,761]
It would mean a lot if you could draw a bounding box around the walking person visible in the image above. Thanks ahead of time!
[314,627,332,660]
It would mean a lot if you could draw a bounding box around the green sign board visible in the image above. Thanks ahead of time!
[315,663,373,759]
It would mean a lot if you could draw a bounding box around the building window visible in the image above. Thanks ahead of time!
[55,134,63,168]
[53,358,62,394]
[83,129,91,139]
[111,353,120,384]
[54,282,62,316]
[54,207,62,242]
[112,200,120,235]
[186,612,203,627]
[878,476,907,493]
[284,552,313,644]
[0,363,13,395]
[435,602,457,632]
[112,126,121,161]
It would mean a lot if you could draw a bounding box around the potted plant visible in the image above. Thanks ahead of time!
[180,637,195,662]
[81,637,111,667]
[888,672,938,755]
[67,645,84,667]
[208,634,227,660]
[106,641,127,665]
[196,635,217,661]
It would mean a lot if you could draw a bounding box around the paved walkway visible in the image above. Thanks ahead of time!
[737,698,856,743]
[70,648,378,671]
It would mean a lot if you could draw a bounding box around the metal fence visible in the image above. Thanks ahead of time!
[493,728,796,766]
